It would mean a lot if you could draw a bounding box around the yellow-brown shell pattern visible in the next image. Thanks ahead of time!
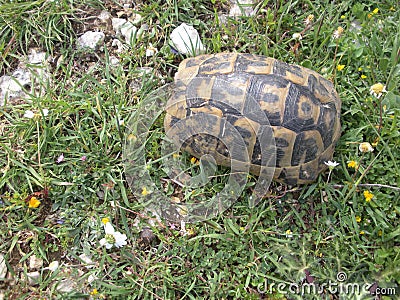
[164,53,341,185]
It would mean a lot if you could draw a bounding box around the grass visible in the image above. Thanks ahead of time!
[0,0,399,299]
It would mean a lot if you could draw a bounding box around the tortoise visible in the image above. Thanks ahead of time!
[164,53,341,185]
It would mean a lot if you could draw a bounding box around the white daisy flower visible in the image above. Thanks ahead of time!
[100,222,127,249]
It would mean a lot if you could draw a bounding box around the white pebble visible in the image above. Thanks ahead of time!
[170,23,205,55]
[77,31,105,50]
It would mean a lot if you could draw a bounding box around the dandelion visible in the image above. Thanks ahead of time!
[28,196,41,208]
[285,229,293,238]
[347,161,358,168]
[333,26,344,39]
[186,228,195,236]
[355,216,361,223]
[292,33,302,40]
[372,8,379,14]
[359,142,374,153]
[172,153,180,159]
[363,190,374,202]
[369,83,387,98]
[304,14,314,26]
[378,230,382,236]
[190,157,198,164]
[336,64,345,71]
[360,74,367,79]
[141,187,151,196]
[100,222,127,249]
[101,217,110,225]
[24,110,35,119]
[90,288,98,295]
[358,67,363,71]
[360,230,365,235]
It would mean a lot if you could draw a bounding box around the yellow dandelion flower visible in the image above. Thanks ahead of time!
[190,157,198,164]
[90,288,98,295]
[372,8,379,14]
[337,64,345,71]
[187,228,195,236]
[358,67,363,71]
[172,153,180,159]
[347,161,358,168]
[378,230,382,236]
[390,7,395,11]
[367,13,373,19]
[340,15,346,19]
[101,217,110,224]
[363,190,374,202]
[360,230,365,235]
[355,216,361,223]
[361,74,367,79]
[141,187,150,196]
[28,196,41,208]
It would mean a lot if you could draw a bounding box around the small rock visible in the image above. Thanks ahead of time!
[112,39,126,53]
[139,227,157,247]
[146,43,158,57]
[87,274,98,284]
[229,0,255,17]
[129,13,142,24]
[109,56,120,66]
[0,254,7,279]
[120,22,138,44]
[79,253,94,268]
[170,23,205,55]
[27,50,47,64]
[0,69,30,104]
[56,279,77,293]
[26,271,40,286]
[112,18,127,34]
[77,31,105,50]
[29,255,43,270]
[98,10,111,22]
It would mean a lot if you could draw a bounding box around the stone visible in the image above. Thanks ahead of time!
[229,0,255,17]
[26,271,40,286]
[29,255,43,270]
[112,18,127,34]
[77,31,105,50]
[120,22,138,44]
[0,254,7,279]
[170,23,205,55]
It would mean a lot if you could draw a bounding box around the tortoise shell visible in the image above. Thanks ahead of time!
[164,53,341,185]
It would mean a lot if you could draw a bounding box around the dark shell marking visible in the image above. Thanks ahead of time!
[164,53,341,185]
